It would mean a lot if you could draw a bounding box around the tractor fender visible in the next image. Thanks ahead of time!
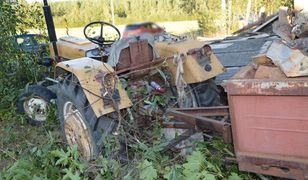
[55,57,132,118]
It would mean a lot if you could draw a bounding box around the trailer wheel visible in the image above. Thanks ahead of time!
[57,75,116,160]
[16,85,56,125]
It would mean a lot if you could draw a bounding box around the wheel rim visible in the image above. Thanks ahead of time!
[23,96,49,121]
[63,101,94,160]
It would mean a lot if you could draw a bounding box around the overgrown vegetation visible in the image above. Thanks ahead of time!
[0,0,290,179]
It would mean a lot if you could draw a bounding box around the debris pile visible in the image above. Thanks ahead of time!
[223,4,308,179]
[253,5,308,78]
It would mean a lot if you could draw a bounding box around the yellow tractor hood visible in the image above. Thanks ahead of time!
[156,39,225,84]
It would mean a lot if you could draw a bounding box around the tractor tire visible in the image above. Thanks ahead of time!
[170,78,221,108]
[189,79,221,107]
[56,75,116,160]
[16,85,56,126]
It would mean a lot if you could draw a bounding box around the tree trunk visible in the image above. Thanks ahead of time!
[227,0,232,34]
[221,0,227,35]
[110,0,115,25]
[245,0,252,24]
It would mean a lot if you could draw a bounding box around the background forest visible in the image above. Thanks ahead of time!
[48,0,293,35]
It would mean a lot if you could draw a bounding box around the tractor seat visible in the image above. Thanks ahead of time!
[107,33,160,72]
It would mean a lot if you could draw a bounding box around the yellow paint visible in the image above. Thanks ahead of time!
[50,36,98,60]
[156,40,225,84]
[56,57,132,118]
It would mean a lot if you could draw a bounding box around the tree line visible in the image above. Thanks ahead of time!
[31,0,292,35]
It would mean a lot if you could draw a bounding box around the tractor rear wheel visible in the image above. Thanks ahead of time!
[170,78,220,108]
[56,75,116,160]
[189,79,221,107]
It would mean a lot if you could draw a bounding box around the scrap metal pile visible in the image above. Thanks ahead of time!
[238,5,308,80]
[222,4,308,179]
[105,39,232,155]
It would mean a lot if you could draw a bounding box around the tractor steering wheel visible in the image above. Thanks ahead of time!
[83,21,121,46]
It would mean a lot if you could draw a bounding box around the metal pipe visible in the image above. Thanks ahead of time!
[45,77,59,83]
[42,0,59,62]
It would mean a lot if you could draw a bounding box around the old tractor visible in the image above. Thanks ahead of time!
[16,0,227,159]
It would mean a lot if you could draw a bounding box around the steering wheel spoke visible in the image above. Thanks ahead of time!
[104,40,116,43]
[100,23,104,39]
[83,21,120,47]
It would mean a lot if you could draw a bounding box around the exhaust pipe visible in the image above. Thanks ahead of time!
[42,0,59,62]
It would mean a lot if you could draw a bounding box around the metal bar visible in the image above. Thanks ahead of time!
[161,129,196,153]
[161,122,194,129]
[116,56,173,75]
[172,106,229,116]
[232,12,278,34]
[166,109,229,131]
[226,78,308,96]
[42,0,59,62]
[45,77,59,83]
[166,108,232,143]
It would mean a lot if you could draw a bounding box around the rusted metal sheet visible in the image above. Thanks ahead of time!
[225,66,308,96]
[237,152,308,179]
[254,65,286,79]
[226,79,308,95]
[238,155,308,179]
[116,58,166,75]
[116,40,154,71]
[226,64,308,179]
[129,40,153,66]
[266,40,308,77]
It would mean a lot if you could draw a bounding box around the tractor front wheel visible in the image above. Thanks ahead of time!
[16,85,56,125]
[57,75,116,160]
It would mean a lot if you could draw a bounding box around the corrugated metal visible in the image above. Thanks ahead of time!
[210,35,278,84]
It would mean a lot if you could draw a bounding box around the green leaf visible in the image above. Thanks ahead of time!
[63,168,81,180]
[199,170,216,180]
[138,160,158,180]
[228,173,242,180]
[164,165,182,180]
[53,149,70,166]
[183,151,206,179]
[183,151,204,172]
